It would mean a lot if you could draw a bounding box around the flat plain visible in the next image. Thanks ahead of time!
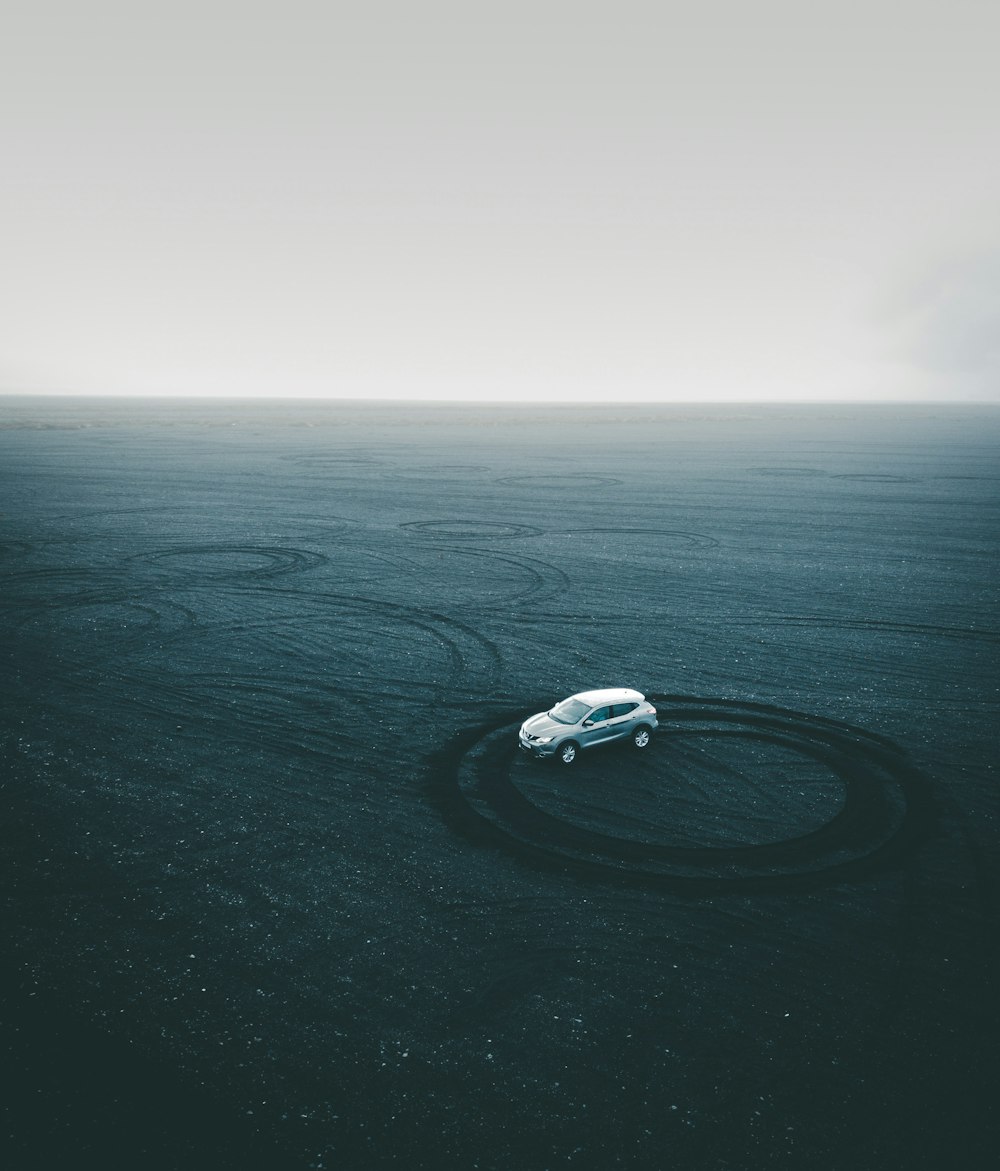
[1,398,998,1169]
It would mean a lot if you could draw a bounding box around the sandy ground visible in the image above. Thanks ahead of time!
[1,399,998,1169]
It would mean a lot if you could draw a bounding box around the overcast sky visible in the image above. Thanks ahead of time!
[2,1,998,402]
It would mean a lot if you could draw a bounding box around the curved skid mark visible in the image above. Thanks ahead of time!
[928,473,1000,482]
[473,734,871,867]
[748,467,827,478]
[402,463,491,474]
[0,567,120,603]
[442,547,572,608]
[429,696,935,894]
[310,543,431,583]
[278,452,384,466]
[0,539,33,558]
[502,610,638,630]
[112,671,367,762]
[353,541,569,610]
[126,544,328,581]
[411,605,505,694]
[400,520,543,540]
[51,505,189,523]
[8,597,198,649]
[832,473,917,483]
[496,474,623,489]
[558,527,719,549]
[724,615,1000,644]
[559,726,852,850]
[126,585,505,702]
[294,590,506,696]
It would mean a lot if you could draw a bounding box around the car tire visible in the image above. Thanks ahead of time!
[632,725,651,749]
[557,741,579,765]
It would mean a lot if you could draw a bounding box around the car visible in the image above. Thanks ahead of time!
[518,688,658,764]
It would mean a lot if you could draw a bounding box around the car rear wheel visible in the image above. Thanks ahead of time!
[632,726,651,749]
[558,741,578,765]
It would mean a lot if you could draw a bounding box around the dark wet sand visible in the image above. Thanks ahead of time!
[1,399,998,1169]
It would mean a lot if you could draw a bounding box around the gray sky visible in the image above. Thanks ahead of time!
[2,1,998,402]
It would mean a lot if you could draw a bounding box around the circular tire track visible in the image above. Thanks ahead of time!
[431,695,935,893]
[124,670,369,762]
[50,506,355,542]
[0,567,118,603]
[558,527,719,549]
[9,596,198,648]
[385,465,492,480]
[338,539,569,609]
[278,453,386,471]
[53,505,193,523]
[443,547,571,607]
[727,614,1000,645]
[748,467,828,478]
[417,464,491,473]
[126,544,328,581]
[928,473,1000,482]
[833,474,916,484]
[0,539,33,558]
[495,474,623,489]
[92,586,506,711]
[400,520,543,540]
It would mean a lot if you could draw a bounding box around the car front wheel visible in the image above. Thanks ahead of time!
[557,741,579,765]
[632,726,651,749]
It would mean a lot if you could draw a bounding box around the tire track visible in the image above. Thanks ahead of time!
[77,586,506,709]
[400,520,543,540]
[51,505,194,523]
[0,567,123,603]
[429,696,936,894]
[125,544,328,581]
[278,453,386,467]
[375,533,572,608]
[0,538,33,558]
[495,474,623,489]
[558,527,719,549]
[748,467,827,478]
[255,587,507,699]
[440,547,572,608]
[8,596,198,653]
[833,474,917,484]
[120,670,367,761]
[724,614,1000,644]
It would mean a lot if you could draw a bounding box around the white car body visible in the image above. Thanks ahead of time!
[518,688,658,764]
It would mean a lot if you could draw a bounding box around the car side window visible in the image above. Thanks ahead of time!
[588,706,611,723]
[612,703,638,717]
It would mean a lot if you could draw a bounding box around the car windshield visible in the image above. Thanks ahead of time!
[548,698,591,725]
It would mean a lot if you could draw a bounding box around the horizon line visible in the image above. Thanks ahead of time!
[1,392,998,407]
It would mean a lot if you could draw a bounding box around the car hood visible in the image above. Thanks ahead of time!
[523,712,567,737]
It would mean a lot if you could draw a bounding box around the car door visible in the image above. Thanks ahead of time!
[606,702,639,740]
[579,705,614,747]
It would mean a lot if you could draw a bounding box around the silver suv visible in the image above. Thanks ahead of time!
[518,688,658,764]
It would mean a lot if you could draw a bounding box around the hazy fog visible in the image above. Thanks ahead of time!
[2,1,997,402]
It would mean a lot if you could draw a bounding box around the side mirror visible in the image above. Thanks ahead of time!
[582,719,594,727]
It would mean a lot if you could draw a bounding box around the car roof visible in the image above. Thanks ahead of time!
[569,688,645,706]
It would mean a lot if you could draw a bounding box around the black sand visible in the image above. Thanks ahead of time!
[1,398,998,1169]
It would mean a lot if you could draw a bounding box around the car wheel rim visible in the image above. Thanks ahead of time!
[635,730,649,747]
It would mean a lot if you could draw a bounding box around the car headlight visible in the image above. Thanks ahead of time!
[535,736,554,744]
